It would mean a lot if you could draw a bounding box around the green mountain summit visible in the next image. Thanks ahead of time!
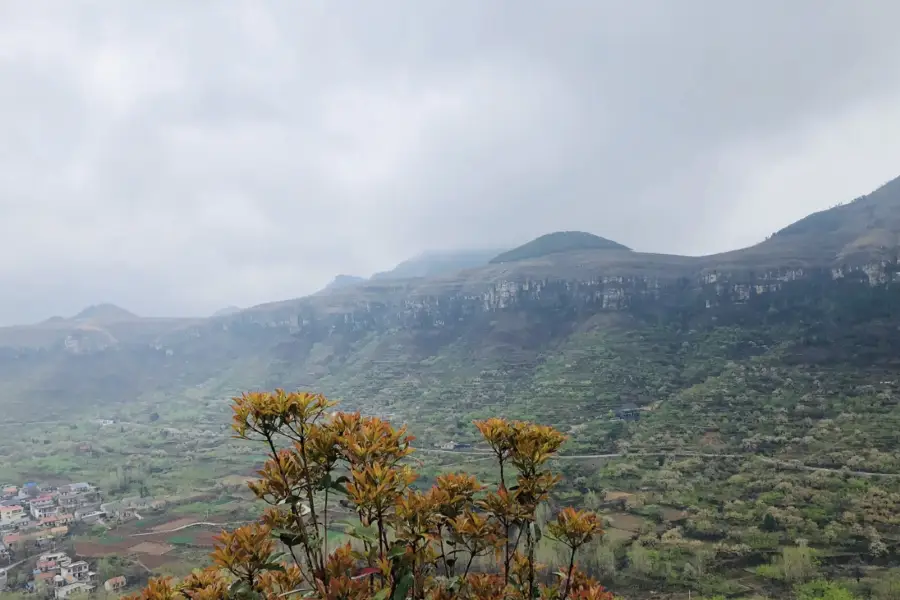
[489,231,630,264]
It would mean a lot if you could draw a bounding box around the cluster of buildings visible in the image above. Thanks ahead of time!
[33,551,96,598]
[0,482,102,556]
[30,551,127,598]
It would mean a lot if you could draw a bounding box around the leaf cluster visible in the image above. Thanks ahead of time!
[126,390,614,600]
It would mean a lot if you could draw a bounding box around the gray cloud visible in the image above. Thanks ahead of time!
[2,0,900,324]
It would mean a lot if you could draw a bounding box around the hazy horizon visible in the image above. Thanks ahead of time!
[4,1,900,324]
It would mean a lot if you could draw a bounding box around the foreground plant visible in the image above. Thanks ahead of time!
[125,390,614,600]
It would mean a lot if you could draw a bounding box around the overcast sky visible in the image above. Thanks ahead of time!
[2,1,900,324]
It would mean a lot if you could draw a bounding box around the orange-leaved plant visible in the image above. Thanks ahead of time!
[124,390,614,600]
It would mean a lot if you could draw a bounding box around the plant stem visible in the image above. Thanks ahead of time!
[296,432,325,577]
[526,523,536,599]
[462,547,476,580]
[503,518,511,585]
[561,546,576,600]
[264,435,316,587]
[322,485,329,579]
[437,526,451,578]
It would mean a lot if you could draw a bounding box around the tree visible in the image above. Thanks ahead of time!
[125,390,615,600]
[795,579,858,600]
[781,541,819,584]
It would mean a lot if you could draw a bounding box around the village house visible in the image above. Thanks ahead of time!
[57,483,100,508]
[0,541,9,561]
[33,552,99,596]
[36,558,60,573]
[1,486,17,499]
[74,508,104,524]
[437,440,473,451]
[39,513,73,529]
[57,493,78,511]
[35,551,69,573]
[101,496,164,521]
[34,570,58,589]
[0,505,27,528]
[100,501,136,521]
[55,581,95,599]
[60,560,91,582]
[2,533,23,550]
[49,526,69,538]
[30,494,59,520]
[104,575,127,592]
[20,482,39,498]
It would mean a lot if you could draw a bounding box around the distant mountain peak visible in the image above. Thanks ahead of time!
[212,306,242,317]
[71,303,138,321]
[319,274,367,294]
[489,231,630,264]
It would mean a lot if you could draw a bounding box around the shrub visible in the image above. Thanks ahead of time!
[125,390,615,600]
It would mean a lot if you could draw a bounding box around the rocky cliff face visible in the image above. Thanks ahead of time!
[191,259,900,342]
[1,254,899,421]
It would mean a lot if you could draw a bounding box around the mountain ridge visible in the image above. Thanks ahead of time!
[2,174,900,352]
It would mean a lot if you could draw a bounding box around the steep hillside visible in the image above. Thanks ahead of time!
[717,176,900,265]
[371,248,504,280]
[318,274,367,293]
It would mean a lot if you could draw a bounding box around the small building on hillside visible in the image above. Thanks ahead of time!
[615,403,640,422]
[55,582,95,599]
[437,441,473,451]
[57,483,100,509]
[0,505,26,528]
[30,495,58,520]
[2,533,23,550]
[104,576,127,592]
[48,526,69,539]
[60,559,94,585]
[75,508,104,524]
